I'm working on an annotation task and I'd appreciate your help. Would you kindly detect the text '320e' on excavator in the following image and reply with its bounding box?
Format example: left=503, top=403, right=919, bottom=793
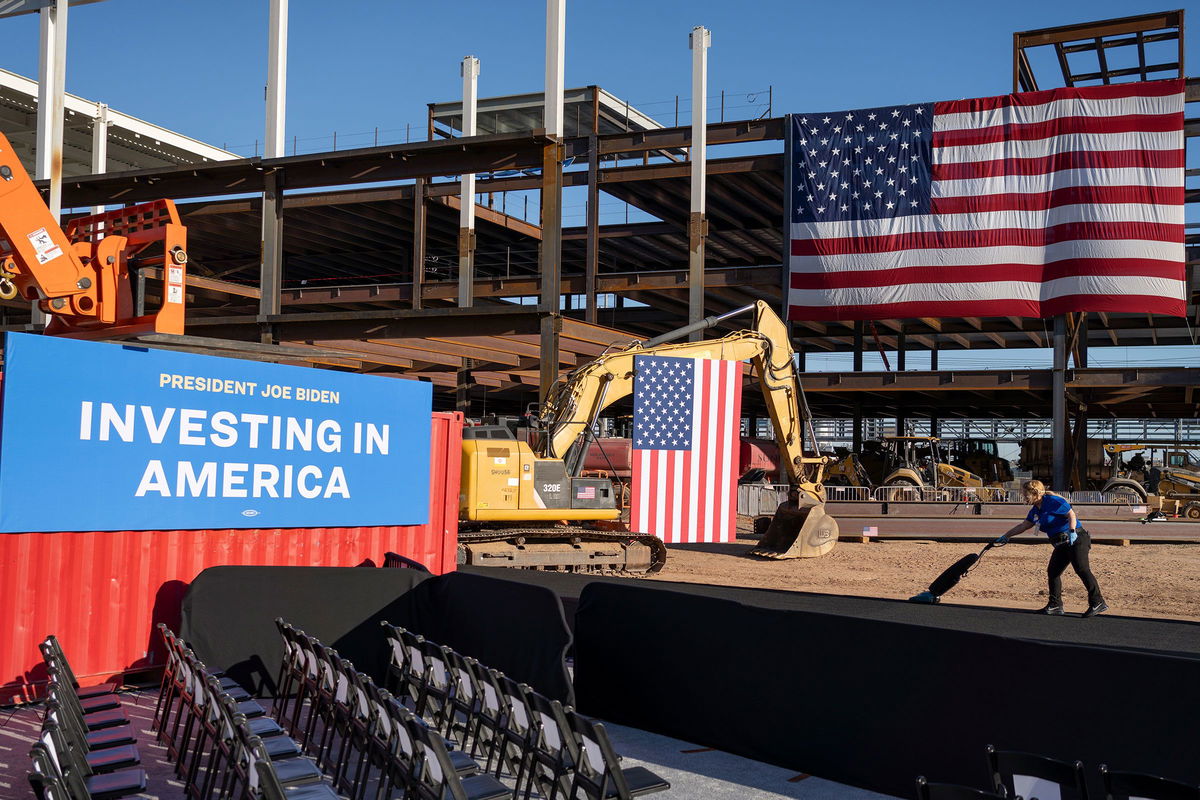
left=456, top=300, right=840, bottom=575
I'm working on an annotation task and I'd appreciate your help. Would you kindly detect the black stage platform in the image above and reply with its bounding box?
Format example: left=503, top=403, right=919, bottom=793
left=461, top=565, right=1200, bottom=659
left=463, top=566, right=1200, bottom=798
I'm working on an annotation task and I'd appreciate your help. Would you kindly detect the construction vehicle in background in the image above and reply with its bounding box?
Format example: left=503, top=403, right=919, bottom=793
left=1102, top=443, right=1200, bottom=519
left=0, top=133, right=186, bottom=338
left=457, top=300, right=840, bottom=573
left=944, top=439, right=1013, bottom=485
left=879, top=435, right=1000, bottom=501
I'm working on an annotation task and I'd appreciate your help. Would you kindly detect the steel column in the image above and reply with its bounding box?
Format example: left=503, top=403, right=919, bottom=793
left=853, top=321, right=864, bottom=371
left=1052, top=315, right=1068, bottom=491
left=539, top=0, right=565, bottom=402
left=265, top=0, right=288, bottom=158
left=456, top=359, right=474, bottom=414
left=260, top=0, right=288, bottom=334
left=260, top=170, right=284, bottom=321
left=584, top=133, right=600, bottom=322
left=458, top=56, right=480, bottom=308
left=930, top=336, right=939, bottom=370
left=897, top=326, right=906, bottom=371
left=539, top=313, right=562, bottom=402
left=90, top=102, right=108, bottom=215
left=687, top=26, right=711, bottom=340
left=412, top=176, right=427, bottom=310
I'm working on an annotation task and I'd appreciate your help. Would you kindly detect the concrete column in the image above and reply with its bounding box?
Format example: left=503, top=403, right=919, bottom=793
left=458, top=56, right=480, bottom=308
left=1052, top=315, right=1068, bottom=492
left=687, top=26, right=711, bottom=341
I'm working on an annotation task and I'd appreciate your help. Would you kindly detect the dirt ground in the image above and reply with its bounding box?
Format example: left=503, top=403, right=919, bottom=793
left=645, top=531, right=1200, bottom=621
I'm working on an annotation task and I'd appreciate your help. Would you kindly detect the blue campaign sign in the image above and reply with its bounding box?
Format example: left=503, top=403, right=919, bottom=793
left=0, top=333, right=433, bottom=533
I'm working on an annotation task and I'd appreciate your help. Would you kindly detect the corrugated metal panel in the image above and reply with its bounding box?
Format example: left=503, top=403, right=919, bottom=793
left=0, top=411, right=462, bottom=704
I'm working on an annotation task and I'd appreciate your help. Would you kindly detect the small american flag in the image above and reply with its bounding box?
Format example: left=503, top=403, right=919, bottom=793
left=576, top=486, right=595, bottom=500
left=787, top=79, right=1186, bottom=320
left=630, top=356, right=742, bottom=544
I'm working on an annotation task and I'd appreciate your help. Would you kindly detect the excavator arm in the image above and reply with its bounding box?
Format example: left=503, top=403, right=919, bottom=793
left=0, top=133, right=186, bottom=338
left=536, top=300, right=838, bottom=557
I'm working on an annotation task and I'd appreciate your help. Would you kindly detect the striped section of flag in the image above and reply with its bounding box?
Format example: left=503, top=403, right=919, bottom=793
left=786, top=79, right=1186, bottom=321
left=630, top=356, right=742, bottom=544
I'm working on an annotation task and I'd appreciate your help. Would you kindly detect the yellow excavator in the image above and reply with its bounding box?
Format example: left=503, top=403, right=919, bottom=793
left=1103, top=443, right=1200, bottom=518
left=457, top=301, right=839, bottom=573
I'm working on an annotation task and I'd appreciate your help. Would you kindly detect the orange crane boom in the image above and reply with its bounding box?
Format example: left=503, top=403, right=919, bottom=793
left=0, top=133, right=187, bottom=337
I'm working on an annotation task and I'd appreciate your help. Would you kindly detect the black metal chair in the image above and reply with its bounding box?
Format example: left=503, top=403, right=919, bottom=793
left=565, top=710, right=669, bottom=800
left=986, top=745, right=1088, bottom=800
left=249, top=737, right=346, bottom=800
left=917, top=776, right=1010, bottom=800
left=404, top=713, right=508, bottom=800
left=523, top=689, right=578, bottom=800
left=1100, top=765, right=1200, bottom=800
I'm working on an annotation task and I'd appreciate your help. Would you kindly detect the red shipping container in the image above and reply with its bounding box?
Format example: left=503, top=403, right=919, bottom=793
left=582, top=438, right=634, bottom=478
left=0, top=411, right=462, bottom=704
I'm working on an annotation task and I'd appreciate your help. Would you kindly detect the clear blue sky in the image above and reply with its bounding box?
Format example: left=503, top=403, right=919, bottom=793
left=0, top=0, right=1193, bottom=373
left=0, top=0, right=1192, bottom=155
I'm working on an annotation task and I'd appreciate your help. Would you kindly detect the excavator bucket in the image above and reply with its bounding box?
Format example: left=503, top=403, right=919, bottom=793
left=749, top=499, right=839, bottom=559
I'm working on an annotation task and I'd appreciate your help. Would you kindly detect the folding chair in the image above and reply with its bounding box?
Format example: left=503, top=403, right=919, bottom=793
left=34, top=727, right=148, bottom=800
left=523, top=690, right=578, bottom=800
left=41, top=719, right=139, bottom=777
left=565, top=710, right=669, bottom=800
left=275, top=618, right=305, bottom=705
left=218, top=709, right=325, bottom=800
left=916, top=776, right=1008, bottom=800
left=398, top=629, right=430, bottom=717
left=39, top=640, right=120, bottom=713
left=418, top=639, right=455, bottom=735
left=986, top=745, right=1088, bottom=800
left=288, top=631, right=327, bottom=743
left=302, top=643, right=344, bottom=762
left=28, top=741, right=73, bottom=800
left=492, top=674, right=537, bottom=789
left=404, top=713, right=509, bottom=800
left=380, top=622, right=413, bottom=700
left=46, top=670, right=129, bottom=733
left=248, top=737, right=346, bottom=800
left=465, top=661, right=509, bottom=771
left=443, top=649, right=482, bottom=750
left=1099, top=765, right=1200, bottom=800
left=41, top=635, right=119, bottom=700
left=44, top=689, right=134, bottom=752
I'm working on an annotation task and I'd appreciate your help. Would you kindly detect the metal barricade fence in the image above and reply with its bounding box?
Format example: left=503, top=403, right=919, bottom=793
left=736, top=484, right=789, bottom=516
left=825, top=485, right=874, bottom=502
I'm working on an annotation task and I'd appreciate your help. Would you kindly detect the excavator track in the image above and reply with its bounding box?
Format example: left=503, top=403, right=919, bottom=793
left=457, top=526, right=667, bottom=575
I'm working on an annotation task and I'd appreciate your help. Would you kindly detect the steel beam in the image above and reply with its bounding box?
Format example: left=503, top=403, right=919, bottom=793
left=458, top=56, right=480, bottom=309
left=1052, top=315, right=1068, bottom=492
left=584, top=134, right=599, bottom=322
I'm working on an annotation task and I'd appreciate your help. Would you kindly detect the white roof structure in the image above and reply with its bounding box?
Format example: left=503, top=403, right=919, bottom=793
left=0, top=66, right=234, bottom=176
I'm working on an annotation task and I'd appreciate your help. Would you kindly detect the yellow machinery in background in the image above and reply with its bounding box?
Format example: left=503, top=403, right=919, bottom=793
left=1103, top=443, right=1200, bottom=519
left=879, top=436, right=1000, bottom=501
left=457, top=301, right=840, bottom=573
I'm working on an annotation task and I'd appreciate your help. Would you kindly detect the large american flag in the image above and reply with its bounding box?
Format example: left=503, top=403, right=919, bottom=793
left=787, top=79, right=1186, bottom=320
left=630, top=356, right=742, bottom=544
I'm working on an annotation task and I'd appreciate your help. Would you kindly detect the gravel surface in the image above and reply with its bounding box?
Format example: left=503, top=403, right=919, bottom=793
left=647, top=533, right=1200, bottom=621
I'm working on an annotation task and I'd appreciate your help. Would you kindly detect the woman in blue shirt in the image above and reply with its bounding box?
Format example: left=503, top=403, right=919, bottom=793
left=998, top=479, right=1107, bottom=617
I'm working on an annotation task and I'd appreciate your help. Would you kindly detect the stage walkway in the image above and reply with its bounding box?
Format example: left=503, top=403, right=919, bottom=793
left=0, top=687, right=898, bottom=800
left=462, top=566, right=1200, bottom=660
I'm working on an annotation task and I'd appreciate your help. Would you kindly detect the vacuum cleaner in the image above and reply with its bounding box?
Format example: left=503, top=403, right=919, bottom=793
left=909, top=536, right=1007, bottom=604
